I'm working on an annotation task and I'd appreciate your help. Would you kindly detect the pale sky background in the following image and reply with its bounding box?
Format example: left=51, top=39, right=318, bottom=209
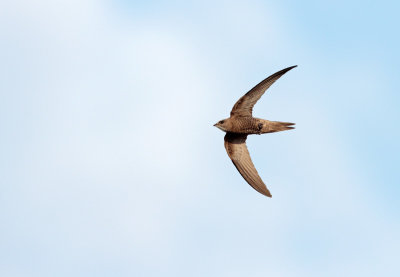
left=1, top=0, right=399, bottom=276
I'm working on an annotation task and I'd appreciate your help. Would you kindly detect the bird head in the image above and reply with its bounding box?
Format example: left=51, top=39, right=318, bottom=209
left=213, top=119, right=229, bottom=132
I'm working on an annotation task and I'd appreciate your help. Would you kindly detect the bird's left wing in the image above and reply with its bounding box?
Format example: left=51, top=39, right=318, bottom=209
left=224, top=132, right=272, bottom=197
left=230, top=65, right=297, bottom=117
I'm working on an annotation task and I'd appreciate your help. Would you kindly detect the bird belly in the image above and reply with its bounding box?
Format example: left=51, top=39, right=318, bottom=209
left=228, top=117, right=264, bottom=134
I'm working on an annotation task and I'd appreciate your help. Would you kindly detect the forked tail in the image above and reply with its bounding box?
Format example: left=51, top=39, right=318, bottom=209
left=264, top=121, right=295, bottom=133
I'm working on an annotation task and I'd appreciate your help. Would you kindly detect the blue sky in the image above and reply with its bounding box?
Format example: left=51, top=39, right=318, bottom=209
left=1, top=0, right=399, bottom=276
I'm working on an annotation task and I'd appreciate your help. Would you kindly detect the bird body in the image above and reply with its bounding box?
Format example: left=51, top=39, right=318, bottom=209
left=214, top=65, right=297, bottom=197
left=215, top=117, right=294, bottom=135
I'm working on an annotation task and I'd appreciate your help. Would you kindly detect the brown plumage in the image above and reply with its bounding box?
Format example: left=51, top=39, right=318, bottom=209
left=214, top=65, right=296, bottom=197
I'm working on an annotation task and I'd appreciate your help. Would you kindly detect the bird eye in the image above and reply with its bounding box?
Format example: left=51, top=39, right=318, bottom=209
left=219, top=120, right=225, bottom=124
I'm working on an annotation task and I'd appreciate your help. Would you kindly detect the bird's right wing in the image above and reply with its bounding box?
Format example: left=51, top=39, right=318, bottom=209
left=230, top=65, right=297, bottom=117
left=224, top=132, right=272, bottom=197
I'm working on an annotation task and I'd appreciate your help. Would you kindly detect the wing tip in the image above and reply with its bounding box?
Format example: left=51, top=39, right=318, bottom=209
left=286, top=65, right=298, bottom=71
left=273, top=65, right=297, bottom=78
left=260, top=189, right=272, bottom=198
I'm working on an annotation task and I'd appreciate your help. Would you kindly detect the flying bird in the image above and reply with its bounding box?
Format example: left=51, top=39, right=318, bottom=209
left=214, top=65, right=297, bottom=197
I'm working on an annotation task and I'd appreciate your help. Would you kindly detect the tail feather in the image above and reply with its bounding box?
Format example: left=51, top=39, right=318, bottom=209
left=264, top=121, right=295, bottom=133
